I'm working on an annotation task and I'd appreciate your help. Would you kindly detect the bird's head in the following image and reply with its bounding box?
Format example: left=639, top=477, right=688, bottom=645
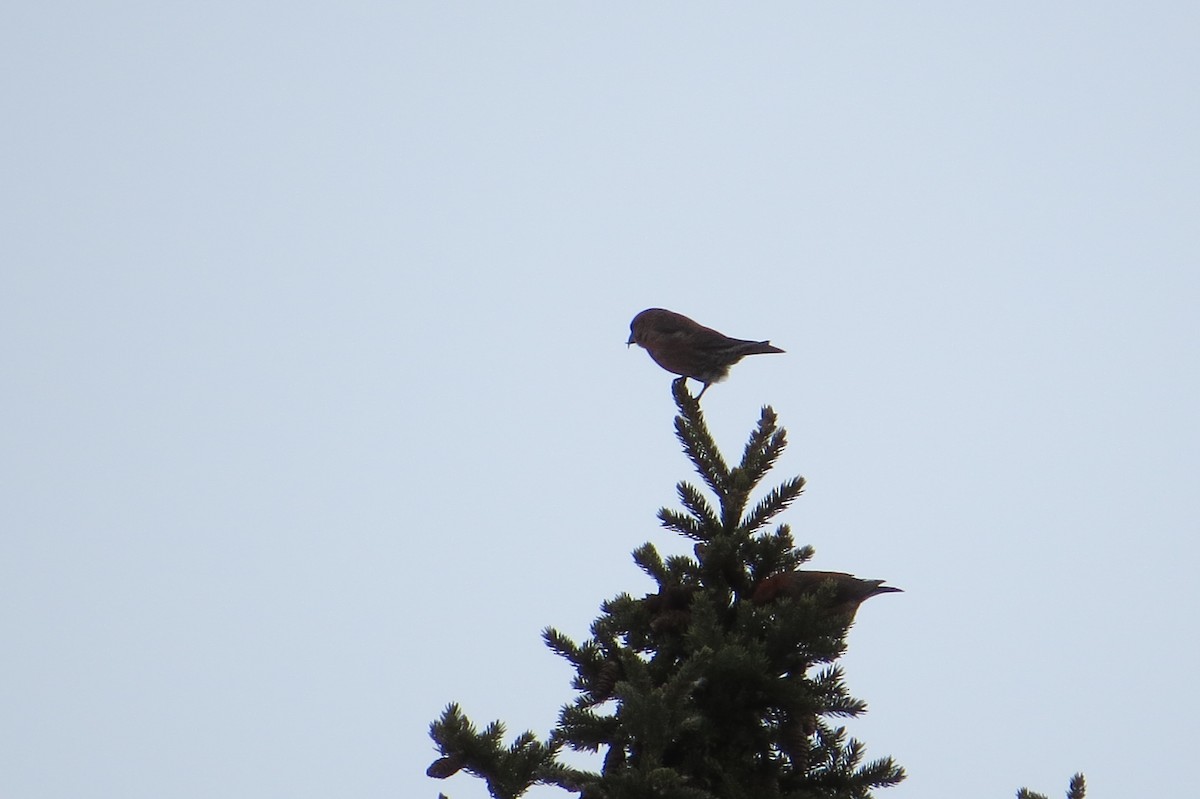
left=628, top=308, right=670, bottom=348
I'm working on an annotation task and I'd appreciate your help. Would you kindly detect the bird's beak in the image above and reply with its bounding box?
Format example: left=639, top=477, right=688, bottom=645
left=626, top=336, right=635, bottom=347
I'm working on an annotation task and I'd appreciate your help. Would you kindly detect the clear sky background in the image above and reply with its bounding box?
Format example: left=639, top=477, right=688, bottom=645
left=3, top=3, right=1197, bottom=798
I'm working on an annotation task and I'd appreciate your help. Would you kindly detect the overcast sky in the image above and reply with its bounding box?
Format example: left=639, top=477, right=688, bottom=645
left=3, top=3, right=1198, bottom=799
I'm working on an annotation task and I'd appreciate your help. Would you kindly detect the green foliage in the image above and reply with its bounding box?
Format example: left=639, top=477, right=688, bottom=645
left=426, top=703, right=575, bottom=799
left=425, top=377, right=911, bottom=798
left=1017, top=773, right=1087, bottom=799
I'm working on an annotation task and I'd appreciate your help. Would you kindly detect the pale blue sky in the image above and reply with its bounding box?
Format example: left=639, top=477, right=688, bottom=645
left=2, top=3, right=1197, bottom=798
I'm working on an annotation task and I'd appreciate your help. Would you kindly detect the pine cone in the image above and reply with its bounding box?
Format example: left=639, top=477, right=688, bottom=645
left=592, top=660, right=621, bottom=700
left=779, top=714, right=816, bottom=766
left=426, top=753, right=465, bottom=779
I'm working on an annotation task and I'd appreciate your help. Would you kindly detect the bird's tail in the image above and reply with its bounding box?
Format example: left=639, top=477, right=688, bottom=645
left=737, top=339, right=785, bottom=355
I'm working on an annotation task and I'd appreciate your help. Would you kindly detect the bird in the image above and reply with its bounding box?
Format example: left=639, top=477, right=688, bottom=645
left=750, top=570, right=901, bottom=621
left=627, top=308, right=784, bottom=399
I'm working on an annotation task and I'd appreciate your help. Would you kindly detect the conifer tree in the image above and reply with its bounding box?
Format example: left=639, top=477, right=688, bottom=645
left=426, top=379, right=1084, bottom=799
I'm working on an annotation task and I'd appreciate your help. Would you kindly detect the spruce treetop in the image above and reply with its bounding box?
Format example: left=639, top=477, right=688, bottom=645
left=427, top=377, right=1084, bottom=799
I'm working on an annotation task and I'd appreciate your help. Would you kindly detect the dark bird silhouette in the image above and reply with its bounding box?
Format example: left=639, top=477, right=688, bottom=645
left=627, top=308, right=784, bottom=399
left=751, top=570, right=901, bottom=621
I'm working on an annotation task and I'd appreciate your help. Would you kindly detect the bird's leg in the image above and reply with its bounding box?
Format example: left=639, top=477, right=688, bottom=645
left=695, top=382, right=710, bottom=400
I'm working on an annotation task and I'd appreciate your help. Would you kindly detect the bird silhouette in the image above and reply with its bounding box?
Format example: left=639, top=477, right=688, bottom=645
left=627, top=308, right=784, bottom=399
left=751, top=570, right=901, bottom=621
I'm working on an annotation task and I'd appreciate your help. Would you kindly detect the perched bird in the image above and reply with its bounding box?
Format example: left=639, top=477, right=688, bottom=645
left=627, top=308, right=784, bottom=399
left=751, top=570, right=901, bottom=621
